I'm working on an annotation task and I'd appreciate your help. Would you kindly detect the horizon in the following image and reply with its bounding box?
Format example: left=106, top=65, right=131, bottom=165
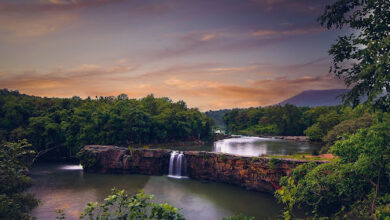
left=1, top=87, right=349, bottom=112
left=0, top=0, right=347, bottom=111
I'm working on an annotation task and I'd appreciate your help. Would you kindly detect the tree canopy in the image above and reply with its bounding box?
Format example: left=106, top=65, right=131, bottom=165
left=0, top=89, right=213, bottom=157
left=319, top=0, right=390, bottom=109
left=276, top=113, right=390, bottom=219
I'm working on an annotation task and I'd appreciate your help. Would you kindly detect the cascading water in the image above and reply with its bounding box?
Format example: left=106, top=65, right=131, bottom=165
left=168, top=151, right=187, bottom=179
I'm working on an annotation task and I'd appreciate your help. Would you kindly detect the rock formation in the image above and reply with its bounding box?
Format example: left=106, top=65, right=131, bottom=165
left=78, top=145, right=325, bottom=192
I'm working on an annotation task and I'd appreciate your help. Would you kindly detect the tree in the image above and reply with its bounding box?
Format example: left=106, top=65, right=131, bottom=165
left=276, top=113, right=390, bottom=219
left=79, top=189, right=185, bottom=220
left=304, top=110, right=343, bottom=141
left=319, top=0, right=390, bottom=109
left=0, top=89, right=213, bottom=157
left=0, top=140, right=39, bottom=220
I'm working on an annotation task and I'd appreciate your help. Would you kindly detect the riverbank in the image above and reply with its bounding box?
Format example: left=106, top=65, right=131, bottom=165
left=256, top=136, right=309, bottom=142
left=224, top=134, right=312, bottom=142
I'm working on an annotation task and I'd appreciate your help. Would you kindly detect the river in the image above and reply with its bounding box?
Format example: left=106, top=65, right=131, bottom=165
left=29, top=137, right=319, bottom=219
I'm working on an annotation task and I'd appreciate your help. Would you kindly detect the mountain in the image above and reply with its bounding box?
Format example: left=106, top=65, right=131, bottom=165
left=279, top=89, right=349, bottom=107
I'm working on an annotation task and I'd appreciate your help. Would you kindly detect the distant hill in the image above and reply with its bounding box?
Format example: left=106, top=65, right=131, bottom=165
left=279, top=89, right=349, bottom=107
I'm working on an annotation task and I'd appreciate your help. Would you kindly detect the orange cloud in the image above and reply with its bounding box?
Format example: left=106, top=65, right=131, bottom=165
left=0, top=59, right=345, bottom=110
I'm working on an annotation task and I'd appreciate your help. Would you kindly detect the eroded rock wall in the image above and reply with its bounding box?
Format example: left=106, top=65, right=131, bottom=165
left=79, top=145, right=320, bottom=192
left=185, top=151, right=309, bottom=192
left=78, top=145, right=171, bottom=175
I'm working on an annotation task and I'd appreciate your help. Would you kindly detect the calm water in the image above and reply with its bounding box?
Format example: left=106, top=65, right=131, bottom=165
left=29, top=137, right=317, bottom=219
left=29, top=163, right=281, bottom=220
left=213, top=136, right=320, bottom=156
left=152, top=136, right=320, bottom=156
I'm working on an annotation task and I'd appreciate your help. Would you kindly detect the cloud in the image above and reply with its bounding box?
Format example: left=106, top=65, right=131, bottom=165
left=208, top=65, right=258, bottom=73
left=0, top=12, right=77, bottom=38
left=154, top=29, right=290, bottom=59
left=200, top=33, right=218, bottom=42
left=0, top=0, right=172, bottom=39
left=250, top=0, right=327, bottom=14
left=156, top=75, right=345, bottom=110
left=203, top=75, right=344, bottom=108
left=252, top=26, right=323, bottom=37
left=0, top=0, right=125, bottom=13
left=0, top=59, right=345, bottom=110
left=0, top=61, right=136, bottom=91
left=156, top=31, right=220, bottom=58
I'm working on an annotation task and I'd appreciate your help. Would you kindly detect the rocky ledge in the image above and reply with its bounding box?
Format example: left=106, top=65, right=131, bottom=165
left=78, top=145, right=326, bottom=192
left=77, top=145, right=171, bottom=175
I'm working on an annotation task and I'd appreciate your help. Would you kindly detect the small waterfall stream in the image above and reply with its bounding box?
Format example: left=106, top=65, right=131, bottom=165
left=168, top=151, right=187, bottom=178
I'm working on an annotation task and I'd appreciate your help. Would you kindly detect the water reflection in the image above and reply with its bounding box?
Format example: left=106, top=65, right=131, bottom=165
left=59, top=164, right=83, bottom=170
left=29, top=137, right=319, bottom=219
left=150, top=137, right=320, bottom=157
left=29, top=163, right=281, bottom=220
left=214, top=136, right=319, bottom=156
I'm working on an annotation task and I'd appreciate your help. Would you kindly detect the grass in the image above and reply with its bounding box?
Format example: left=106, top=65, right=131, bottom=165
left=264, top=153, right=335, bottom=162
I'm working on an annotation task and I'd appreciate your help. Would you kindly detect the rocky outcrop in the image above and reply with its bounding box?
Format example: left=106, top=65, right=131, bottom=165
left=78, top=145, right=325, bottom=192
left=78, top=145, right=171, bottom=175
left=184, top=151, right=312, bottom=192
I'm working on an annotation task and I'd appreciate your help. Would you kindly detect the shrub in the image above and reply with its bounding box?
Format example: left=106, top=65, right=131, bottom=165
left=0, top=140, right=39, bottom=219
left=79, top=189, right=185, bottom=220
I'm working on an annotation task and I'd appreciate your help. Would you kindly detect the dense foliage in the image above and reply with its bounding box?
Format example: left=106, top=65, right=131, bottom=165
left=0, top=140, right=39, bottom=219
left=0, top=89, right=213, bottom=157
left=78, top=189, right=185, bottom=220
left=223, top=103, right=377, bottom=151
left=205, top=109, right=231, bottom=130
left=276, top=113, right=390, bottom=219
left=318, top=0, right=390, bottom=110
left=222, top=104, right=357, bottom=138
left=275, top=1, right=390, bottom=218
left=223, top=104, right=309, bottom=136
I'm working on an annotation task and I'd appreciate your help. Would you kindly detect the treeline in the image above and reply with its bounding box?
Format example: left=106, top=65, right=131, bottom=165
left=205, top=109, right=231, bottom=130
left=223, top=104, right=309, bottom=136
left=223, top=104, right=371, bottom=139
left=0, top=89, right=213, bottom=156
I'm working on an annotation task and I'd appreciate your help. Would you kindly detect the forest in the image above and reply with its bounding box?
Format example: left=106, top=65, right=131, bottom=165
left=1, top=0, right=389, bottom=219
left=222, top=104, right=375, bottom=147
left=0, top=89, right=213, bottom=157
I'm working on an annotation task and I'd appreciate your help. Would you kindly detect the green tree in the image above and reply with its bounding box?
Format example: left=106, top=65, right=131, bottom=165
left=79, top=189, right=185, bottom=220
left=276, top=114, right=390, bottom=219
left=0, top=140, right=39, bottom=219
left=0, top=89, right=213, bottom=157
left=304, top=110, right=343, bottom=141
left=319, top=0, right=390, bottom=109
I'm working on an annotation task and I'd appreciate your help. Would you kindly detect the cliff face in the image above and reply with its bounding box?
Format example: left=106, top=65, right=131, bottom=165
left=78, top=145, right=171, bottom=175
left=184, top=151, right=310, bottom=192
left=78, top=145, right=321, bottom=192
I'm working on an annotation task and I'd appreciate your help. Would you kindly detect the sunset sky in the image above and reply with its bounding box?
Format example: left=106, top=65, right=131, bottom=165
left=0, top=0, right=347, bottom=110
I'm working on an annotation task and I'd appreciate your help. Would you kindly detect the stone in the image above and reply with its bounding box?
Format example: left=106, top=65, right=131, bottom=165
left=78, top=145, right=327, bottom=193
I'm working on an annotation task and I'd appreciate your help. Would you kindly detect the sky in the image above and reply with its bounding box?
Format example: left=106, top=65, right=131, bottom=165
left=0, top=0, right=347, bottom=111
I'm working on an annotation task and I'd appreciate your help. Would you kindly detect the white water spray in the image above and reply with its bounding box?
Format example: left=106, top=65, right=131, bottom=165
left=168, top=151, right=187, bottom=179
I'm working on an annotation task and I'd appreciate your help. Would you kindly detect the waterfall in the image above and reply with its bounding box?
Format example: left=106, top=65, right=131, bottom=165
left=168, top=151, right=187, bottom=178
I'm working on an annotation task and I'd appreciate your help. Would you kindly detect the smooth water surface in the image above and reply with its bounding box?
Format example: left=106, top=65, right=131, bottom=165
left=152, top=136, right=320, bottom=157
left=213, top=136, right=320, bottom=156
left=29, top=163, right=281, bottom=220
